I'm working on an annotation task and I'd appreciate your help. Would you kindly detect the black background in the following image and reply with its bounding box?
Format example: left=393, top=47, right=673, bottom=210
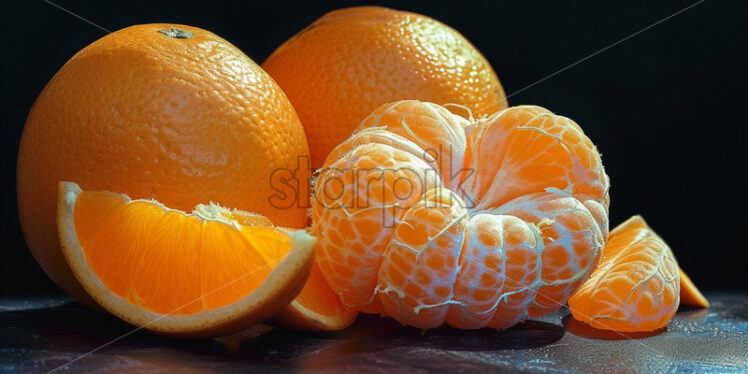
left=1, top=1, right=745, bottom=296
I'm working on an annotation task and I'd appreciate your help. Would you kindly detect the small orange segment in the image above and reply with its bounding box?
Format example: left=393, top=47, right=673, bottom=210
left=271, top=263, right=359, bottom=331
left=568, top=215, right=699, bottom=332
left=679, top=266, right=709, bottom=308
left=58, top=182, right=316, bottom=337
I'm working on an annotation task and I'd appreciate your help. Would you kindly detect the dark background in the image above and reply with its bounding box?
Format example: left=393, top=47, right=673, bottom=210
left=1, top=1, right=745, bottom=296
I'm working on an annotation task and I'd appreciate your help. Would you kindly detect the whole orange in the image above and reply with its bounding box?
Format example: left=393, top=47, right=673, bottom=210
left=262, top=6, right=508, bottom=168
left=17, top=24, right=311, bottom=306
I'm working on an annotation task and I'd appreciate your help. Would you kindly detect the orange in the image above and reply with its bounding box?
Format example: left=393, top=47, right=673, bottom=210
left=17, top=24, right=310, bottom=307
left=263, top=6, right=508, bottom=168
left=568, top=215, right=689, bottom=332
left=312, top=100, right=610, bottom=329
left=679, top=266, right=709, bottom=308
left=58, top=182, right=316, bottom=337
left=270, top=264, right=359, bottom=331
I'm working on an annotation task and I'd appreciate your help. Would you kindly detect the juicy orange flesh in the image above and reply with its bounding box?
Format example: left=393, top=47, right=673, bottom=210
left=293, top=263, right=350, bottom=317
left=568, top=216, right=680, bottom=332
left=74, top=191, right=292, bottom=315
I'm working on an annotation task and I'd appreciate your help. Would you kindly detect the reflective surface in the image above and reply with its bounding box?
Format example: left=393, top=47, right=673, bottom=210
left=1, top=293, right=746, bottom=373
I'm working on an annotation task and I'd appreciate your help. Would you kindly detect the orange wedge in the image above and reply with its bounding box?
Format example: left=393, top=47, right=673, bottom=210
left=679, top=266, right=709, bottom=308
left=271, top=264, right=359, bottom=331
left=569, top=215, right=707, bottom=332
left=57, top=182, right=316, bottom=338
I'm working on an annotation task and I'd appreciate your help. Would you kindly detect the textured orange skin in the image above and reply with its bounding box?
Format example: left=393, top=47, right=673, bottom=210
left=17, top=24, right=310, bottom=306
left=263, top=6, right=508, bottom=168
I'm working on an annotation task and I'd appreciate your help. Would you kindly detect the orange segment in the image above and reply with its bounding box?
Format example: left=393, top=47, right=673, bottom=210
left=199, top=207, right=359, bottom=331
left=377, top=189, right=468, bottom=328
left=58, top=182, right=316, bottom=337
left=568, top=215, right=681, bottom=332
left=483, top=216, right=540, bottom=329
left=270, top=263, right=359, bottom=331
left=463, top=105, right=551, bottom=205
left=679, top=266, right=710, bottom=308
left=452, top=214, right=541, bottom=329
left=445, top=214, right=508, bottom=329
left=465, top=106, right=609, bottom=210
left=313, top=143, right=440, bottom=311
left=357, top=101, right=469, bottom=188
left=489, top=192, right=605, bottom=318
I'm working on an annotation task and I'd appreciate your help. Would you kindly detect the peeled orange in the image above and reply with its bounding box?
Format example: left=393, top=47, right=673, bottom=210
left=58, top=182, right=316, bottom=337
left=312, top=100, right=609, bottom=329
